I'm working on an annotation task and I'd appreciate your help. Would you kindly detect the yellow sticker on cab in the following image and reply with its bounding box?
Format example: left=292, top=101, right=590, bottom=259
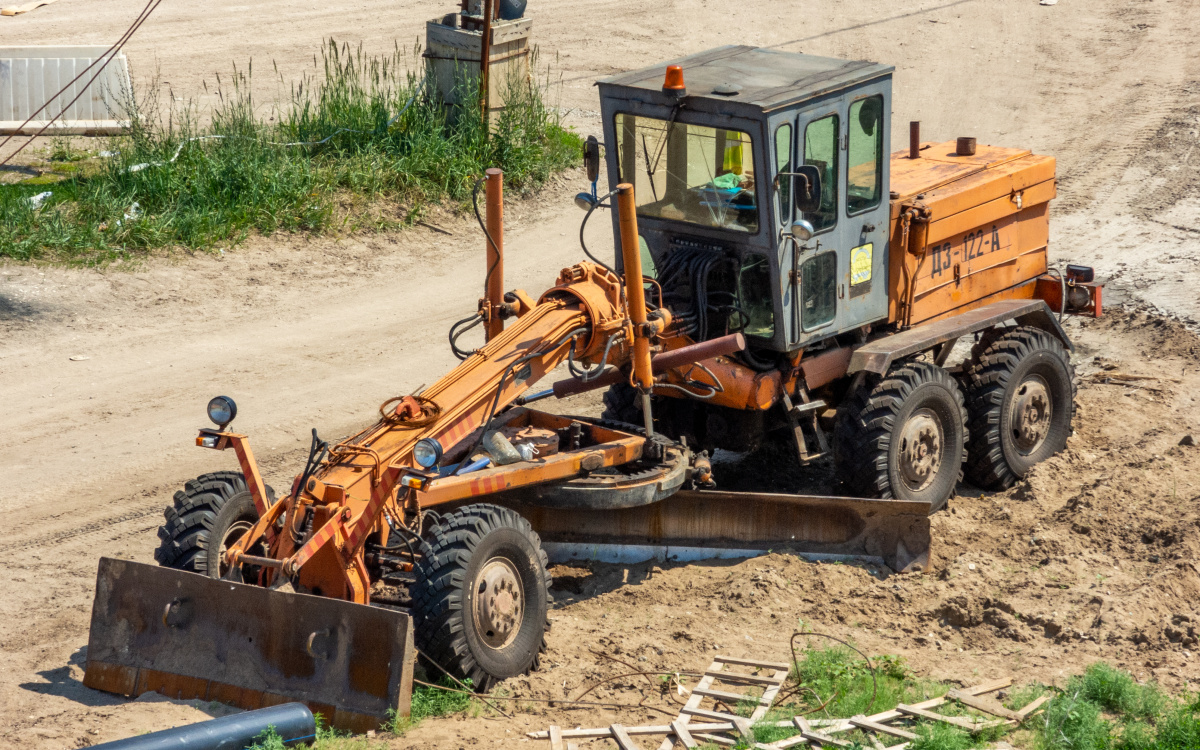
left=850, top=242, right=873, bottom=285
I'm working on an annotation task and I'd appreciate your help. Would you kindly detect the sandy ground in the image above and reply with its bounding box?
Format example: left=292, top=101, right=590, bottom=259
left=4, top=0, right=1200, bottom=747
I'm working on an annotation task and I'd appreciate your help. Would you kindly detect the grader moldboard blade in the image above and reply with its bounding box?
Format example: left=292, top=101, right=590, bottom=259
left=83, top=557, right=414, bottom=732
left=503, top=490, right=933, bottom=573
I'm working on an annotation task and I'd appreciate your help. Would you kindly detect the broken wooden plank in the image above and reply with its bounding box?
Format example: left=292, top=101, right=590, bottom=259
left=670, top=720, right=699, bottom=749
left=707, top=670, right=782, bottom=686
left=532, top=721, right=741, bottom=740
left=693, top=686, right=766, bottom=705
left=1016, top=695, right=1050, bottom=720
left=692, top=733, right=737, bottom=747
left=848, top=716, right=917, bottom=741
left=611, top=724, right=643, bottom=750
left=863, top=678, right=1011, bottom=725
left=752, top=670, right=791, bottom=721
left=714, top=655, right=791, bottom=672
left=946, top=689, right=1021, bottom=720
left=895, top=704, right=1006, bottom=734
left=800, top=730, right=851, bottom=748
left=656, top=659, right=722, bottom=750
left=549, top=725, right=565, bottom=750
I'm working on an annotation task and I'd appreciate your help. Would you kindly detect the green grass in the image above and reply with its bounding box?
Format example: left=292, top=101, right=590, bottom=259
left=790, top=644, right=944, bottom=717
left=0, top=41, right=580, bottom=263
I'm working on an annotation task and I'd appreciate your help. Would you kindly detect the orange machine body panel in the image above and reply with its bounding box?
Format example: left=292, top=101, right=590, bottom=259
left=887, top=140, right=1056, bottom=327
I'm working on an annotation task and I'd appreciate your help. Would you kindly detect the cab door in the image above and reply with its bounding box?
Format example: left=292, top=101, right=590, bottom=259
left=789, top=102, right=843, bottom=345
left=840, top=83, right=891, bottom=332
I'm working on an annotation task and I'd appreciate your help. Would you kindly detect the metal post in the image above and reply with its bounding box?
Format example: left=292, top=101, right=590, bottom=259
left=484, top=168, right=504, bottom=341
left=479, top=0, right=494, bottom=120
left=909, top=121, right=921, bottom=160
left=615, top=183, right=655, bottom=437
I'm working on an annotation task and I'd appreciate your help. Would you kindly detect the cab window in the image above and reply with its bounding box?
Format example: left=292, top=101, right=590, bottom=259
left=801, top=251, right=837, bottom=331
left=774, top=123, right=793, bottom=223
left=738, top=253, right=775, bottom=339
left=847, top=96, right=883, bottom=214
left=616, top=114, right=759, bottom=233
left=802, top=114, right=838, bottom=232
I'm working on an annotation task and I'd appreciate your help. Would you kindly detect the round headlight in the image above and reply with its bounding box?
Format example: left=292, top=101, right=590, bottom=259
left=207, top=396, right=237, bottom=429
left=413, top=438, right=443, bottom=469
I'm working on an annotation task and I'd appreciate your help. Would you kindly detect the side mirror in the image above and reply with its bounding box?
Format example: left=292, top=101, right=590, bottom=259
left=791, top=219, right=815, bottom=243
left=792, top=165, right=822, bottom=214
left=583, top=135, right=601, bottom=184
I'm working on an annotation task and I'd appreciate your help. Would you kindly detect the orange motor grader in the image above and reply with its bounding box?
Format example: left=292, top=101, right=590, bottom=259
left=84, top=46, right=1101, bottom=730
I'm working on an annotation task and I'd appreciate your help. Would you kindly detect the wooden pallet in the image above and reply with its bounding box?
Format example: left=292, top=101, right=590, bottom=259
left=532, top=663, right=1049, bottom=750
left=537, top=654, right=789, bottom=750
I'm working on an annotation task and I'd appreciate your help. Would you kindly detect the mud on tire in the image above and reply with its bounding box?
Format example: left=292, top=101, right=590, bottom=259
left=963, top=326, right=1076, bottom=490
left=833, top=360, right=967, bottom=513
left=154, top=471, right=276, bottom=579
left=412, top=504, right=550, bottom=692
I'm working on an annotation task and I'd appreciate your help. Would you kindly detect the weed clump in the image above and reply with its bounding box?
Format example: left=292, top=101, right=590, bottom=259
left=0, top=41, right=580, bottom=262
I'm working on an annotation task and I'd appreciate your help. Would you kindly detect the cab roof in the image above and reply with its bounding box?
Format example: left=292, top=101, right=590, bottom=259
left=598, top=45, right=894, bottom=114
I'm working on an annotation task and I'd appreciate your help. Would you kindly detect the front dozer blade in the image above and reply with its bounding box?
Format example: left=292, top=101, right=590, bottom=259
left=504, top=490, right=933, bottom=573
left=83, top=557, right=413, bottom=732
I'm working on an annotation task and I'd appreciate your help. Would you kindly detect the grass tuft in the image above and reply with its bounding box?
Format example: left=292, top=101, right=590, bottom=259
left=1, top=41, right=580, bottom=263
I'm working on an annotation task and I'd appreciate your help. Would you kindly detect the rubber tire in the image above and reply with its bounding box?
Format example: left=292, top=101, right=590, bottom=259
left=963, top=326, right=1075, bottom=490
left=833, top=360, right=967, bottom=513
left=412, top=504, right=550, bottom=692
left=600, top=382, right=643, bottom=425
left=154, top=471, right=276, bottom=579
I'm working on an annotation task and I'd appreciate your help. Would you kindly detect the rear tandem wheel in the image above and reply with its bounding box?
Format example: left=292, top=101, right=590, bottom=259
left=963, top=326, right=1075, bottom=489
left=833, top=360, right=967, bottom=513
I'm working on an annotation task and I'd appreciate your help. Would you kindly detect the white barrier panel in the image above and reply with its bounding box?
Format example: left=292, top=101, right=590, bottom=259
left=0, top=46, right=131, bottom=134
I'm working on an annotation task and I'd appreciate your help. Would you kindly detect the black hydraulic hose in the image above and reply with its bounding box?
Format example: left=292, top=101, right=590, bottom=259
left=89, top=703, right=315, bottom=750
left=293, top=429, right=329, bottom=503
left=449, top=311, right=486, bottom=360
left=580, top=189, right=619, bottom=275
left=472, top=176, right=501, bottom=300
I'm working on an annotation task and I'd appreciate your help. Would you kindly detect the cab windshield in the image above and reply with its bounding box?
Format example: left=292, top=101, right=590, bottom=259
left=615, top=114, right=758, bottom=233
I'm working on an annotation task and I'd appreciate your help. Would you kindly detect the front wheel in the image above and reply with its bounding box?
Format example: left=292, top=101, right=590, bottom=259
left=963, top=326, right=1075, bottom=489
left=154, top=471, right=275, bottom=580
left=833, top=360, right=967, bottom=513
left=412, top=504, right=550, bottom=691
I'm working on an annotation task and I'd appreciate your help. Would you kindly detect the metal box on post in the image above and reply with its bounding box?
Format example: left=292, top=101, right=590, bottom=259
left=425, top=11, right=531, bottom=112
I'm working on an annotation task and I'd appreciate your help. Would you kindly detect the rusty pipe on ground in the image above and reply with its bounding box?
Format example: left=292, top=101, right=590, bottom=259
left=550, top=333, right=746, bottom=399
left=615, top=183, right=655, bottom=435
left=485, top=168, right=504, bottom=341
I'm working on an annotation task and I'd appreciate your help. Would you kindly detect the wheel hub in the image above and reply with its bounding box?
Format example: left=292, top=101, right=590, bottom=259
left=1010, top=377, right=1051, bottom=453
left=899, top=409, right=943, bottom=490
left=472, top=557, right=524, bottom=649
left=218, top=519, right=254, bottom=578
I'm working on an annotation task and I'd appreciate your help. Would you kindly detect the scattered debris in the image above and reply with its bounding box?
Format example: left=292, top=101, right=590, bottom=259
left=1040, top=0, right=1058, bottom=5
left=532, top=656, right=1043, bottom=750
left=68, top=355, right=90, bottom=361
left=27, top=190, right=52, bottom=209
left=0, top=0, right=61, bottom=16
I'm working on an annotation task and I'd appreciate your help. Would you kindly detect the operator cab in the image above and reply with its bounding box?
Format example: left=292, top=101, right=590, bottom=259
left=596, top=46, right=894, bottom=355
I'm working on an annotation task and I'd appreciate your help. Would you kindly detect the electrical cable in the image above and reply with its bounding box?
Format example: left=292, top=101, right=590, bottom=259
left=1046, top=265, right=1066, bottom=322
left=0, top=0, right=166, bottom=168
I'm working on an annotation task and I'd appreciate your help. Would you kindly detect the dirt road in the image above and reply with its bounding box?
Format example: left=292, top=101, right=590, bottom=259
left=3, top=0, right=1200, bottom=746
